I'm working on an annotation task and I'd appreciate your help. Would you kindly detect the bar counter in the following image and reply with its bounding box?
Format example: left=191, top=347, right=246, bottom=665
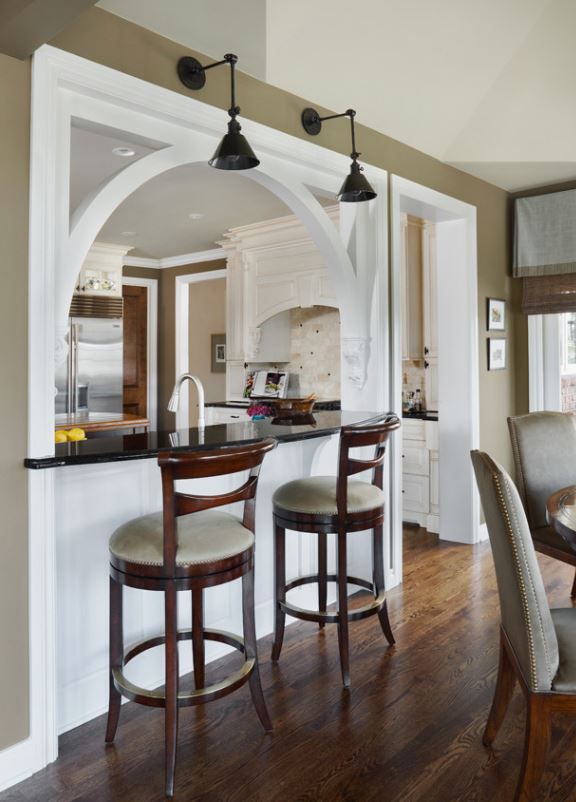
left=25, top=410, right=385, bottom=469
left=36, top=409, right=398, bottom=735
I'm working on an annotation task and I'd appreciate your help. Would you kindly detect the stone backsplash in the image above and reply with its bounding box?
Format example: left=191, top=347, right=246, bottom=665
left=403, top=362, right=427, bottom=407
left=247, top=306, right=341, bottom=399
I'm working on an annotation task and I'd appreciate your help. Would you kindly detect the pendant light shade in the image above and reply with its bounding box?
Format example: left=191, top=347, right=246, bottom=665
left=209, top=118, right=260, bottom=170
left=177, top=53, right=259, bottom=171
left=338, top=160, right=377, bottom=203
left=301, top=107, right=376, bottom=203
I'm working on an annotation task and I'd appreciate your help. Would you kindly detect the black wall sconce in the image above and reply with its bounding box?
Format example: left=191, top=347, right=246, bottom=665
left=177, top=53, right=259, bottom=170
left=301, top=107, right=376, bottom=202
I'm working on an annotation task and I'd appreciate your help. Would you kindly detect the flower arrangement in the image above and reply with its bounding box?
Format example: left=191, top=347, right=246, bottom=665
left=247, top=403, right=272, bottom=420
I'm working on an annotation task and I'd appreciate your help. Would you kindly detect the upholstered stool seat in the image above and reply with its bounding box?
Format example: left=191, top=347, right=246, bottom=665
left=105, top=440, right=276, bottom=799
left=273, top=476, right=385, bottom=517
left=110, top=510, right=254, bottom=569
left=271, top=414, right=401, bottom=688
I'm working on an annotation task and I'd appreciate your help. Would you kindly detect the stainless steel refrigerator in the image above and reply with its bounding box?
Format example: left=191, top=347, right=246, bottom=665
left=55, top=315, right=123, bottom=416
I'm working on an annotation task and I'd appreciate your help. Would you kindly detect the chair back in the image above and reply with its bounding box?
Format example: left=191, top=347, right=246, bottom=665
left=471, top=450, right=559, bottom=691
left=508, top=411, right=576, bottom=529
left=336, top=414, right=401, bottom=519
left=158, top=439, right=276, bottom=572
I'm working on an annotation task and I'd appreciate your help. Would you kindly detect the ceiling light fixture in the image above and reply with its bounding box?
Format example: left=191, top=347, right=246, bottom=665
left=177, top=53, right=259, bottom=170
left=112, top=147, right=136, bottom=157
left=188, top=212, right=204, bottom=221
left=121, top=231, right=136, bottom=236
left=301, top=107, right=376, bottom=202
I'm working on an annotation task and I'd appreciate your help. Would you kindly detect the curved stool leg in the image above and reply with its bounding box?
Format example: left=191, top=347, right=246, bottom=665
left=318, top=532, right=327, bottom=629
left=271, top=521, right=286, bottom=662
left=164, top=585, right=179, bottom=799
left=105, top=575, right=123, bottom=743
left=373, top=524, right=395, bottom=646
left=337, top=530, right=351, bottom=688
left=191, top=586, right=205, bottom=689
left=243, top=567, right=272, bottom=731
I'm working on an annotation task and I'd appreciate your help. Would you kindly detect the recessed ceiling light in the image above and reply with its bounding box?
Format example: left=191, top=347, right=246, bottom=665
left=112, top=147, right=136, bottom=157
left=121, top=231, right=136, bottom=236
left=188, top=212, right=204, bottom=221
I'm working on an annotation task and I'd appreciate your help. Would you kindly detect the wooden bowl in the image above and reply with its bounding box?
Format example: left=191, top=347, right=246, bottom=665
left=253, top=396, right=316, bottom=417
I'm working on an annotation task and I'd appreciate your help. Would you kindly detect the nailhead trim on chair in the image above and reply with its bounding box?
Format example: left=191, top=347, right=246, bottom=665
left=485, top=454, right=554, bottom=691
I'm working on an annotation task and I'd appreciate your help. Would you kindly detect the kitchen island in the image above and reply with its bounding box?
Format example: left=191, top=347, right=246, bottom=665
left=26, top=411, right=397, bottom=735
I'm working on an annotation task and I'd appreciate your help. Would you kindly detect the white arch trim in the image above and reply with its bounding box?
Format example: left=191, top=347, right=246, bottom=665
left=20, top=44, right=392, bottom=792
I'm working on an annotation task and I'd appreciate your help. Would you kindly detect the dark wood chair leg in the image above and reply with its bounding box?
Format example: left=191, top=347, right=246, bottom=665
left=271, top=521, right=286, bottom=662
left=242, top=567, right=272, bottom=732
left=514, top=695, right=551, bottom=802
left=318, top=532, right=327, bottom=629
left=483, top=632, right=516, bottom=747
left=336, top=530, right=351, bottom=688
left=372, top=524, right=395, bottom=646
left=571, top=568, right=576, bottom=599
left=191, top=586, right=205, bottom=690
left=164, top=585, right=179, bottom=799
left=105, top=575, right=123, bottom=743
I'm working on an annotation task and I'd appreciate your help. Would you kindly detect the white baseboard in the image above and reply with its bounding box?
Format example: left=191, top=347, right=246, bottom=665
left=0, top=737, right=43, bottom=793
left=478, top=522, right=489, bottom=542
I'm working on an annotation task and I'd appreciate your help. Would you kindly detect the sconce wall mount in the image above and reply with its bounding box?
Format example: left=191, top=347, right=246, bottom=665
left=177, top=53, right=259, bottom=170
left=301, top=106, right=376, bottom=202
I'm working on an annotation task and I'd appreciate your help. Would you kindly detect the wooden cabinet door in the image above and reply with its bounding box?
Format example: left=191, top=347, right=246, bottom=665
left=122, top=284, right=148, bottom=417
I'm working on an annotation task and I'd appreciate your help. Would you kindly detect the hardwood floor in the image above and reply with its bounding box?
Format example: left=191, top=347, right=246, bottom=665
left=3, top=528, right=576, bottom=802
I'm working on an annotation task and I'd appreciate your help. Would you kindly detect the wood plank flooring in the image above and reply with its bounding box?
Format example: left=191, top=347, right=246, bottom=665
left=3, top=528, right=576, bottom=802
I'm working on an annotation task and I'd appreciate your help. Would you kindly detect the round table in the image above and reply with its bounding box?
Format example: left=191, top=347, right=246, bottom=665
left=547, top=485, right=576, bottom=551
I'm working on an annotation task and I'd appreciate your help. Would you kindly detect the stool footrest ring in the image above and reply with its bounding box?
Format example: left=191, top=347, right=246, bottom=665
left=113, top=628, right=253, bottom=707
left=280, top=573, right=386, bottom=624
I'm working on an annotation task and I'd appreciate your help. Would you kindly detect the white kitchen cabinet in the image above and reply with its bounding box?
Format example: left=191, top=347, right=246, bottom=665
left=204, top=406, right=246, bottom=425
left=402, top=419, right=439, bottom=534
left=422, top=221, right=438, bottom=410
left=75, top=242, right=131, bottom=299
left=401, top=215, right=424, bottom=361
left=220, top=207, right=339, bottom=398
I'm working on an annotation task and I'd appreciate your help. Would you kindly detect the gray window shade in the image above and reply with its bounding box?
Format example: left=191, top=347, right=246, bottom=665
left=514, top=190, right=576, bottom=277
left=522, top=274, right=576, bottom=314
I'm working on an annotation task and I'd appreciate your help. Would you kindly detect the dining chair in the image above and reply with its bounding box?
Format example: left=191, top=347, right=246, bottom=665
left=471, top=450, right=576, bottom=802
left=508, top=411, right=576, bottom=595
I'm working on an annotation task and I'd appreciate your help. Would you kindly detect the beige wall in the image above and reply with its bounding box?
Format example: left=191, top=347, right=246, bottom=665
left=0, top=53, right=30, bottom=748
left=0, top=6, right=527, bottom=752
left=188, top=279, right=226, bottom=425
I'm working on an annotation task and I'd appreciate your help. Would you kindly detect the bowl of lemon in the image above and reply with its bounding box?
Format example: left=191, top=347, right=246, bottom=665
left=55, top=428, right=86, bottom=444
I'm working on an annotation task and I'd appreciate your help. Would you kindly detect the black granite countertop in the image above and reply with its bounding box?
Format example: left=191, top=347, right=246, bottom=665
left=205, top=400, right=341, bottom=411
left=402, top=410, right=438, bottom=422
left=25, top=410, right=391, bottom=469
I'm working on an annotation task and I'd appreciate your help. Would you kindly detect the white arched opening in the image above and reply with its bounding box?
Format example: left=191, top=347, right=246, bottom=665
left=21, top=45, right=393, bottom=784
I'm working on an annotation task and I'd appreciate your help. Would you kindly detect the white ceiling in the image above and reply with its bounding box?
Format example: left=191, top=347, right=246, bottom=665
left=96, top=0, right=576, bottom=192
left=95, top=161, right=294, bottom=257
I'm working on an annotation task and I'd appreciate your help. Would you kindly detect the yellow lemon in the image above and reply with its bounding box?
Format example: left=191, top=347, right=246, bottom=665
left=54, top=430, right=68, bottom=444
left=67, top=428, right=86, bottom=441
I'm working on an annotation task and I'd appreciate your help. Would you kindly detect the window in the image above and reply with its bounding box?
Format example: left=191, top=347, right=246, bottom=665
left=561, top=312, right=576, bottom=375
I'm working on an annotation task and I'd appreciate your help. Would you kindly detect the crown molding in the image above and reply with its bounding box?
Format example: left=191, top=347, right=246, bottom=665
left=123, top=247, right=224, bottom=270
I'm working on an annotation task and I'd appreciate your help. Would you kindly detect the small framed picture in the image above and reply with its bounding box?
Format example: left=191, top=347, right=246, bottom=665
left=211, top=334, right=226, bottom=373
left=487, top=338, right=506, bottom=371
left=487, top=298, right=506, bottom=331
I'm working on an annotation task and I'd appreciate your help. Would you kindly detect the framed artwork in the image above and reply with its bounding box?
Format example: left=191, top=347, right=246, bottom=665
left=211, top=334, right=226, bottom=373
left=487, top=298, right=506, bottom=331
left=487, top=338, right=506, bottom=371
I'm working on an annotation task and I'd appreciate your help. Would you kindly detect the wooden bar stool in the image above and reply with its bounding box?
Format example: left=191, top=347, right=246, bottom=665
left=105, top=439, right=276, bottom=798
left=271, top=414, right=400, bottom=687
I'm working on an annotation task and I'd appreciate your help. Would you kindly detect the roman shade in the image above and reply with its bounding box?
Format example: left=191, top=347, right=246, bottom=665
left=522, top=274, right=576, bottom=315
left=514, top=189, right=576, bottom=278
